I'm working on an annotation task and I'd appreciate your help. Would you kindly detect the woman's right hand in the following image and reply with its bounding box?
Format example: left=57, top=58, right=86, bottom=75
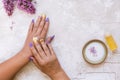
left=30, top=39, right=70, bottom=80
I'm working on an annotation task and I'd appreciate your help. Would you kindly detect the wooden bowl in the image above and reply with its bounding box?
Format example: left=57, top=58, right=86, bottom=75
left=82, top=39, right=108, bottom=65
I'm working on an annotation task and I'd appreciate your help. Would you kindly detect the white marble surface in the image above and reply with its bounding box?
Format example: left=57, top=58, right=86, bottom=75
left=0, top=0, right=120, bottom=80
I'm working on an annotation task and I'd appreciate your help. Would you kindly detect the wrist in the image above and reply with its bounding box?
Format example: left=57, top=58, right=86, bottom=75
left=51, top=69, right=70, bottom=80
left=18, top=49, right=32, bottom=61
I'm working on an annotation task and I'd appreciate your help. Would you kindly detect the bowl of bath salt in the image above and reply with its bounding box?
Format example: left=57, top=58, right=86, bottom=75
left=82, top=39, right=108, bottom=65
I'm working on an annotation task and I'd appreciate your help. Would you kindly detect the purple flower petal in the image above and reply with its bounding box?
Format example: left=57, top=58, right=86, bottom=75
left=17, top=0, right=36, bottom=14
left=3, top=0, right=17, bottom=16
left=3, top=0, right=36, bottom=16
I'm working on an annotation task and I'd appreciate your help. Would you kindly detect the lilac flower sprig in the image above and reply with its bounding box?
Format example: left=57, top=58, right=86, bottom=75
left=3, top=0, right=36, bottom=16
left=17, top=0, right=36, bottom=14
left=3, top=0, right=17, bottom=16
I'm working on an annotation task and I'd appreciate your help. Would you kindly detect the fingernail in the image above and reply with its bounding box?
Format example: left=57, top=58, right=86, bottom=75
left=39, top=16, right=41, bottom=19
left=29, top=43, right=33, bottom=48
left=46, top=35, right=55, bottom=44
left=32, top=19, right=34, bottom=23
left=46, top=17, right=49, bottom=22
left=42, top=14, right=46, bottom=19
left=29, top=57, right=33, bottom=61
left=51, top=35, right=55, bottom=41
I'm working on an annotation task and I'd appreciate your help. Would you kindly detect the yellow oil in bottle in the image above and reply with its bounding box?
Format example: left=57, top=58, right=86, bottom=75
left=105, top=34, right=118, bottom=52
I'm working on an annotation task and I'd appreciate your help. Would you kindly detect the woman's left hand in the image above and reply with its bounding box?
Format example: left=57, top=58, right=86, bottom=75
left=21, top=15, right=49, bottom=58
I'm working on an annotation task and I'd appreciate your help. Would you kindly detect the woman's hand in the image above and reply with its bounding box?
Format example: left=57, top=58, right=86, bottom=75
left=21, top=14, right=49, bottom=58
left=30, top=39, right=70, bottom=80
left=0, top=15, right=50, bottom=80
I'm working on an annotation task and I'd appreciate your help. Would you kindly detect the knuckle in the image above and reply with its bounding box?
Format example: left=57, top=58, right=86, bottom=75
left=44, top=47, right=48, bottom=51
left=38, top=49, right=41, bottom=53
left=46, top=57, right=50, bottom=61
left=38, top=49, right=42, bottom=53
left=36, top=44, right=40, bottom=48
left=40, top=61, right=46, bottom=66
left=40, top=21, right=44, bottom=26
left=44, top=27, right=47, bottom=32
left=45, top=49, right=49, bottom=53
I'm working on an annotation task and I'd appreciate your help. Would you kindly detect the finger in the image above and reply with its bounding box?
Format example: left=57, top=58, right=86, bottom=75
left=41, top=41, right=51, bottom=56
left=29, top=43, right=43, bottom=63
left=33, top=16, right=41, bottom=33
left=30, top=57, right=41, bottom=69
left=40, top=18, right=49, bottom=39
left=45, top=35, right=55, bottom=44
left=28, top=19, right=34, bottom=33
left=47, top=43, right=56, bottom=56
left=36, top=14, right=46, bottom=36
left=33, top=39, right=46, bottom=58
